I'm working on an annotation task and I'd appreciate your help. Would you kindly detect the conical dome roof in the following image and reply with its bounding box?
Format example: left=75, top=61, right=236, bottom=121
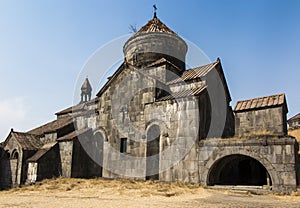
left=123, top=14, right=187, bottom=71
left=134, top=16, right=177, bottom=36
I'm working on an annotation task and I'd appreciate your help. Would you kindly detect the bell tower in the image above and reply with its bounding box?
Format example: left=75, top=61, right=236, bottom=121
left=80, top=78, right=92, bottom=103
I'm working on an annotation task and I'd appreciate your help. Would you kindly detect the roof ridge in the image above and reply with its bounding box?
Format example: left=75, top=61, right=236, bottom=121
left=236, top=93, right=285, bottom=103
left=185, top=59, right=219, bottom=72
left=12, top=131, right=37, bottom=136
left=234, top=93, right=286, bottom=112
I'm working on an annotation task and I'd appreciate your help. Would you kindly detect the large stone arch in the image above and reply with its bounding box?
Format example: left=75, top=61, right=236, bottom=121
left=201, top=149, right=279, bottom=188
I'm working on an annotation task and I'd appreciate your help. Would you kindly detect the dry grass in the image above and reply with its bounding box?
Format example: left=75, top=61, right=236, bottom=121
left=2, top=179, right=300, bottom=208
left=4, top=178, right=202, bottom=197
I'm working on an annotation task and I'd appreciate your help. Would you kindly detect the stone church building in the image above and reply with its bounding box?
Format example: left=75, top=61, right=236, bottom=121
left=0, top=13, right=299, bottom=193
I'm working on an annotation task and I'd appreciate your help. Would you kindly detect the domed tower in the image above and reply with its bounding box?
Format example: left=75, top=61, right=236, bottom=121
left=123, top=12, right=187, bottom=73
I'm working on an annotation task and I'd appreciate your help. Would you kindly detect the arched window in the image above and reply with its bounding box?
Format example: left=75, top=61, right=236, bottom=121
left=11, top=150, right=19, bottom=160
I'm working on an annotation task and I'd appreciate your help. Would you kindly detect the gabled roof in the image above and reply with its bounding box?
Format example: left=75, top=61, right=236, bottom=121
left=27, top=142, right=57, bottom=162
left=27, top=116, right=74, bottom=135
left=167, top=60, right=219, bottom=85
left=55, top=103, right=85, bottom=116
left=96, top=58, right=231, bottom=103
left=288, top=113, right=300, bottom=122
left=147, top=57, right=180, bottom=70
left=234, top=93, right=287, bottom=112
left=57, top=128, right=91, bottom=141
left=135, top=16, right=177, bottom=36
left=55, top=98, right=98, bottom=116
left=156, top=85, right=207, bottom=102
left=3, top=131, right=43, bottom=151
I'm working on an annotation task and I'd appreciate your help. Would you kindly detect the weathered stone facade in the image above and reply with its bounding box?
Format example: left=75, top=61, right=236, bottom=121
left=198, top=137, right=298, bottom=193
left=0, top=14, right=299, bottom=194
left=234, top=94, right=288, bottom=137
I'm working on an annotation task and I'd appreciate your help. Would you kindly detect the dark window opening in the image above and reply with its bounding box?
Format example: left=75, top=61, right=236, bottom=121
left=120, top=138, right=127, bottom=153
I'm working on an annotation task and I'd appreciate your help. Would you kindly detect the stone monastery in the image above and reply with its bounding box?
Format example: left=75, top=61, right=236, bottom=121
left=0, top=12, right=299, bottom=193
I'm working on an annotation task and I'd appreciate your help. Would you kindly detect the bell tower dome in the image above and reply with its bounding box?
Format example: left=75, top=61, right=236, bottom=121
left=123, top=12, right=187, bottom=72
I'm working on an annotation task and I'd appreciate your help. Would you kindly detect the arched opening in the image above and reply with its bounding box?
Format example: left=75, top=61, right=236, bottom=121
left=146, top=124, right=160, bottom=180
left=10, top=149, right=19, bottom=185
left=11, top=151, right=19, bottom=159
left=208, top=154, right=272, bottom=186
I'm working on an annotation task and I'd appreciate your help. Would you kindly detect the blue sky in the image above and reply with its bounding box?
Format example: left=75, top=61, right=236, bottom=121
left=0, top=0, right=299, bottom=140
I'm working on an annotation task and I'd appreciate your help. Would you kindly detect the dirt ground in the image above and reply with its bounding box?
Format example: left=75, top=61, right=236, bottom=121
left=0, top=178, right=300, bottom=208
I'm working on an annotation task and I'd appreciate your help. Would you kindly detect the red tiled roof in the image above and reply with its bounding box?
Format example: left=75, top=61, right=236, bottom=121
left=27, top=116, right=74, bottom=135
left=234, top=93, right=286, bottom=112
left=167, top=60, right=219, bottom=85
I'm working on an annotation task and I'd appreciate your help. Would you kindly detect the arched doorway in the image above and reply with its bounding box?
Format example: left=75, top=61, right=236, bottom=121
left=10, top=149, right=19, bottom=185
left=146, top=125, right=160, bottom=180
left=208, top=154, right=272, bottom=186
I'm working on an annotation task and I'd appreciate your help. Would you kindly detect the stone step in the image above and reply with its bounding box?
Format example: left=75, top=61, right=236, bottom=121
left=209, top=185, right=272, bottom=195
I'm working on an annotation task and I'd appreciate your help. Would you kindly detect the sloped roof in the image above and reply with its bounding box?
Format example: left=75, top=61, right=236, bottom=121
left=8, top=131, right=43, bottom=151
left=167, top=60, right=219, bottom=85
left=135, top=17, right=177, bottom=36
left=234, top=93, right=286, bottom=112
left=55, top=98, right=98, bottom=116
left=147, top=57, right=180, bottom=70
left=156, top=85, right=207, bottom=102
left=55, top=103, right=85, bottom=116
left=288, top=113, right=300, bottom=122
left=57, top=128, right=91, bottom=141
left=95, top=58, right=231, bottom=102
left=27, top=142, right=57, bottom=162
left=27, top=116, right=74, bottom=135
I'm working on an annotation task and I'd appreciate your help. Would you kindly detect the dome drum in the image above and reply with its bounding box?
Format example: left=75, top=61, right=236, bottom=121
left=123, top=32, right=187, bottom=70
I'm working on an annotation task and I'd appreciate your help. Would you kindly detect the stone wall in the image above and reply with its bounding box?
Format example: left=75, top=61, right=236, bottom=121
left=40, top=132, right=57, bottom=144
left=3, top=136, right=23, bottom=187
left=198, top=137, right=298, bottom=193
left=235, top=107, right=287, bottom=137
left=59, top=141, right=73, bottom=178
left=36, top=144, right=61, bottom=181
left=123, top=32, right=187, bottom=70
